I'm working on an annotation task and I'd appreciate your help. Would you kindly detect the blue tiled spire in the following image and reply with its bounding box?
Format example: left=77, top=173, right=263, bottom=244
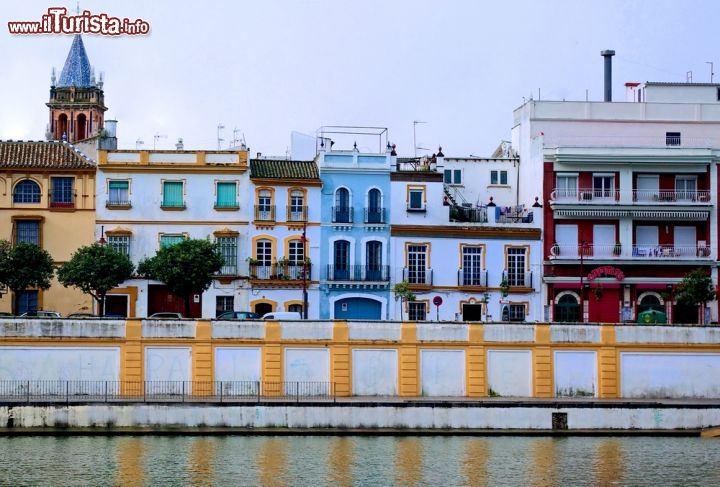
left=57, top=35, right=93, bottom=87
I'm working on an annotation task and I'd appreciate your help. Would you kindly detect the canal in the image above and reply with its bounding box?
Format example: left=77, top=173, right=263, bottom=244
left=1, top=435, right=718, bottom=486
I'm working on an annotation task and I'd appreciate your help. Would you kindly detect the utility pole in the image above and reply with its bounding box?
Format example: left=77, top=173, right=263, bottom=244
left=301, top=218, right=308, bottom=319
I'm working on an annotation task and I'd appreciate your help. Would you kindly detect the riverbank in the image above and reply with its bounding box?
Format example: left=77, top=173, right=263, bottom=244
left=2, top=398, right=719, bottom=435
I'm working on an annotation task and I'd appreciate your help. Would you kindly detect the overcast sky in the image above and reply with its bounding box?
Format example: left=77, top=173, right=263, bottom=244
left=2, top=0, right=719, bottom=158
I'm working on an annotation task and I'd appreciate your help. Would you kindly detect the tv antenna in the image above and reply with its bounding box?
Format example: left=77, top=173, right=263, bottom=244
left=153, top=132, right=167, bottom=150
left=217, top=123, right=225, bottom=150
left=135, top=138, right=144, bottom=149
left=413, top=120, right=426, bottom=157
left=707, top=62, right=715, bottom=83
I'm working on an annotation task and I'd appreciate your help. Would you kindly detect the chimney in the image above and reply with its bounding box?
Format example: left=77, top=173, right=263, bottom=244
left=601, top=50, right=615, bottom=102
left=175, top=138, right=184, bottom=150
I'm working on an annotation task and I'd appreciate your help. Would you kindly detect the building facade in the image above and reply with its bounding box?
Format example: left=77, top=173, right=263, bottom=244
left=513, top=82, right=720, bottom=324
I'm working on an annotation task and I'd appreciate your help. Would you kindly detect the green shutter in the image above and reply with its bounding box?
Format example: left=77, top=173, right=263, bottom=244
left=163, top=181, right=184, bottom=207
left=216, top=182, right=237, bottom=208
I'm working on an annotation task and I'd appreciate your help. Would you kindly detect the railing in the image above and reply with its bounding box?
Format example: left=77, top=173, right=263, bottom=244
left=286, top=205, right=308, bottom=222
left=250, top=263, right=311, bottom=280
left=364, top=207, right=386, bottom=224
left=502, top=271, right=533, bottom=289
left=49, top=193, right=75, bottom=208
left=550, top=243, right=711, bottom=260
left=457, top=269, right=488, bottom=287
left=402, top=267, right=434, bottom=285
left=254, top=205, right=276, bottom=221
left=551, top=188, right=711, bottom=204
left=451, top=205, right=488, bottom=223
left=106, top=199, right=131, bottom=208
left=0, top=380, right=336, bottom=403
left=332, top=206, right=353, bottom=223
left=325, top=265, right=390, bottom=281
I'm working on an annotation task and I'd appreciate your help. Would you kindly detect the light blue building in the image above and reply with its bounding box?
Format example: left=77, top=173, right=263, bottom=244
left=316, top=128, right=394, bottom=319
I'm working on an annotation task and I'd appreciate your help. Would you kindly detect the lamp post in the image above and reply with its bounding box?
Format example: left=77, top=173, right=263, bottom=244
left=301, top=218, right=308, bottom=319
left=98, top=225, right=106, bottom=245
left=579, top=238, right=587, bottom=322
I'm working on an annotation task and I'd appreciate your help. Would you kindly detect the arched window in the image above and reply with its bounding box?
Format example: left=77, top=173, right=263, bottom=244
left=638, top=294, right=663, bottom=314
left=13, top=180, right=41, bottom=203
left=366, top=241, right=383, bottom=280
left=555, top=293, right=580, bottom=322
left=332, top=240, right=350, bottom=279
left=367, top=188, right=383, bottom=223
left=334, top=188, right=351, bottom=223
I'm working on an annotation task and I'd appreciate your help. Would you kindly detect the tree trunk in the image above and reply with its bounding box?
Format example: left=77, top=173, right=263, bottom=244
left=98, top=293, right=105, bottom=317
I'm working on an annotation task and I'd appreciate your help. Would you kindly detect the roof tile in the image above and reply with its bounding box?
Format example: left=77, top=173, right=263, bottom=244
left=250, top=159, right=319, bottom=179
left=0, top=141, right=95, bottom=169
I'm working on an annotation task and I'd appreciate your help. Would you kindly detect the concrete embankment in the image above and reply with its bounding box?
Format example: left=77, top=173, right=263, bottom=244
left=2, top=399, right=719, bottom=435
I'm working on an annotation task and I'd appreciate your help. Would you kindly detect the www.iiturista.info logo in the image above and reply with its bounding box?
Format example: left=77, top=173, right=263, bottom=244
left=8, top=7, right=150, bottom=35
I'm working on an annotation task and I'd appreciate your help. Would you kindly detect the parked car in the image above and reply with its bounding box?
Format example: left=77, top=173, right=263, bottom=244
left=216, top=311, right=261, bottom=320
left=262, top=311, right=302, bottom=320
left=67, top=313, right=99, bottom=319
left=148, top=312, right=184, bottom=319
left=18, top=310, right=61, bottom=318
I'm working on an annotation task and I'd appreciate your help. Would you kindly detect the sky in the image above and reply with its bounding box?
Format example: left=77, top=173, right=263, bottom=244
left=2, top=0, right=720, bottom=158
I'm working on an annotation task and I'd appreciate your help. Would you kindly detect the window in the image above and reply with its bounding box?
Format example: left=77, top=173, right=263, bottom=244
left=13, top=180, right=41, bottom=203
left=555, top=294, right=580, bottom=322
left=107, top=180, right=130, bottom=207
left=288, top=303, right=303, bottom=315
left=15, top=220, right=40, bottom=245
left=408, top=302, right=426, bottom=321
left=289, top=190, right=305, bottom=221
left=257, top=189, right=274, bottom=221
left=288, top=239, right=305, bottom=264
left=556, top=174, right=578, bottom=199
left=367, top=188, right=383, bottom=223
left=50, top=177, right=74, bottom=207
left=162, top=181, right=185, bottom=208
left=592, top=175, right=614, bottom=199
left=216, top=296, right=234, bottom=317
left=332, top=240, right=350, bottom=280
left=107, top=235, right=130, bottom=256
left=666, top=131, right=681, bottom=146
left=506, top=247, right=527, bottom=287
left=462, top=246, right=483, bottom=285
left=507, top=304, right=526, bottom=322
left=160, top=234, right=184, bottom=248
left=407, top=244, right=428, bottom=284
left=334, top=188, right=351, bottom=223
left=16, top=290, right=38, bottom=315
left=490, top=170, right=507, bottom=185
left=444, top=169, right=462, bottom=185
left=676, top=176, right=697, bottom=200
left=366, top=241, right=383, bottom=280
left=215, top=181, right=238, bottom=209
left=252, top=239, right=272, bottom=279
left=216, top=236, right=238, bottom=275
left=407, top=187, right=426, bottom=212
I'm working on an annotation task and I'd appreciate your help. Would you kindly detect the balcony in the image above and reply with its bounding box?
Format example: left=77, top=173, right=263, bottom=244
left=402, top=268, right=434, bottom=286
left=286, top=206, right=308, bottom=222
left=254, top=205, right=276, bottom=222
left=450, top=205, right=488, bottom=223
left=550, top=243, right=712, bottom=261
left=105, top=198, right=131, bottom=209
left=250, top=263, right=311, bottom=281
left=332, top=206, right=353, bottom=224
left=325, top=265, right=390, bottom=281
left=49, top=193, right=75, bottom=209
left=502, top=271, right=533, bottom=289
left=550, top=188, right=711, bottom=205
left=364, top=207, right=386, bottom=224
left=457, top=269, right=488, bottom=287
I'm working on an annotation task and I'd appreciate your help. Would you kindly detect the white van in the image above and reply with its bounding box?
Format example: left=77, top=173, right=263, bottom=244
left=262, top=311, right=302, bottom=320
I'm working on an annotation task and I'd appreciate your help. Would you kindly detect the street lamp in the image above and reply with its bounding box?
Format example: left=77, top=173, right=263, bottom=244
left=301, top=218, right=308, bottom=319
left=98, top=225, right=106, bottom=245
left=579, top=238, right=587, bottom=322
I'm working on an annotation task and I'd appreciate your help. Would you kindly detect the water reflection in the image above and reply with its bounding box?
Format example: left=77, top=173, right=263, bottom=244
left=1, top=436, right=719, bottom=486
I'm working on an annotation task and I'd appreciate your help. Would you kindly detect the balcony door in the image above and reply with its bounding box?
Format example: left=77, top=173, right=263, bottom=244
left=636, top=175, right=659, bottom=202
left=555, top=224, right=578, bottom=256
left=674, top=226, right=696, bottom=257
left=593, top=225, right=615, bottom=257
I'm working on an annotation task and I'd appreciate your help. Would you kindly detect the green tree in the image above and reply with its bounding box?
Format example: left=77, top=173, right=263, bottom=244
left=675, top=268, right=716, bottom=324
left=138, top=238, right=223, bottom=317
left=0, top=242, right=55, bottom=315
left=393, top=280, right=416, bottom=321
left=57, top=243, right=135, bottom=317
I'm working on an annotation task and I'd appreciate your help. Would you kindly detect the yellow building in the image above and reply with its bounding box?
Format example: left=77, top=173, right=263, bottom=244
left=0, top=141, right=97, bottom=314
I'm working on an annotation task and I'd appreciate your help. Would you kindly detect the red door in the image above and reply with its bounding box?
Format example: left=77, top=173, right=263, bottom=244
left=588, top=287, right=620, bottom=323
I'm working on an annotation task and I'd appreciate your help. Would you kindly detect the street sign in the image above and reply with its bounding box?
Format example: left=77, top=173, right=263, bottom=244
left=433, top=296, right=443, bottom=306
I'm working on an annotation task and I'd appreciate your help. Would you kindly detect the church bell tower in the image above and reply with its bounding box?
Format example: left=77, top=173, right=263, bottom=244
left=46, top=35, right=107, bottom=143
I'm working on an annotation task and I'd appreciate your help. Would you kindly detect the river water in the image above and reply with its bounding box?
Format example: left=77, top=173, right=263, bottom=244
left=1, top=435, right=718, bottom=486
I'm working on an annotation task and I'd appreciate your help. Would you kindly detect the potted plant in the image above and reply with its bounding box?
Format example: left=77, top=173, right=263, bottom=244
left=613, top=242, right=622, bottom=256
left=594, top=285, right=603, bottom=301
left=499, top=277, right=510, bottom=297
left=551, top=242, right=560, bottom=256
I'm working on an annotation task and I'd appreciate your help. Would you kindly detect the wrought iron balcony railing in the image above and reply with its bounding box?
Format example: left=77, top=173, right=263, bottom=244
left=402, top=267, right=434, bottom=285
left=325, top=265, right=390, bottom=281
left=457, top=269, right=488, bottom=287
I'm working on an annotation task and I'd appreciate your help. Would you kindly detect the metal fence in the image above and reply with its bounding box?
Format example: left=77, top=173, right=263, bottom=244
left=0, top=380, right=336, bottom=403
